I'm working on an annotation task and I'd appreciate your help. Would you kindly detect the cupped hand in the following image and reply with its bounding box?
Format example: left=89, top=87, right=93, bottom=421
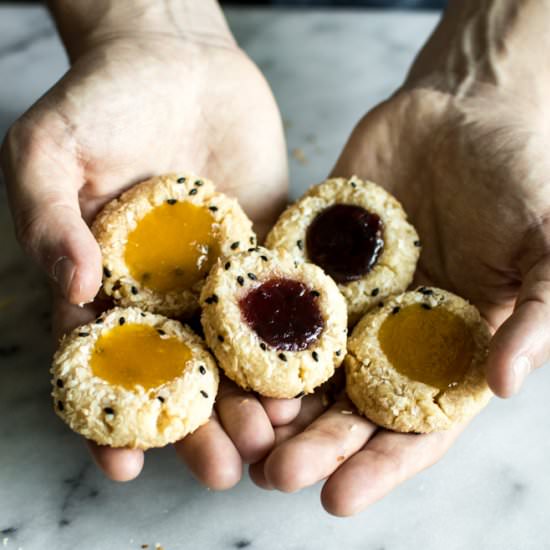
left=252, top=8, right=550, bottom=514
left=1, top=25, right=298, bottom=484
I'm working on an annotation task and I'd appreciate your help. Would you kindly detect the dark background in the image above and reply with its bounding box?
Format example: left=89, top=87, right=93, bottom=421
left=222, top=0, right=446, bottom=8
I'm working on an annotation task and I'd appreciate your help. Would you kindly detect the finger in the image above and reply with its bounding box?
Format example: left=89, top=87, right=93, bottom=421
left=1, top=120, right=102, bottom=304
left=259, top=395, right=302, bottom=426
left=87, top=440, right=144, bottom=482
left=249, top=392, right=327, bottom=489
left=263, top=399, right=377, bottom=493
left=487, top=257, right=550, bottom=397
left=321, top=423, right=465, bottom=517
left=174, top=413, right=242, bottom=490
left=215, top=380, right=275, bottom=464
left=51, top=289, right=111, bottom=341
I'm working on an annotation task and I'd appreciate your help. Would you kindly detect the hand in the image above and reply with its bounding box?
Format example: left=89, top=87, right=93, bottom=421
left=251, top=0, right=550, bottom=514
left=1, top=0, right=296, bottom=485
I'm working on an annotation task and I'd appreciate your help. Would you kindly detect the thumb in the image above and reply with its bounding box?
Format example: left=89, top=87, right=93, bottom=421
left=487, top=256, right=550, bottom=397
left=2, top=123, right=102, bottom=304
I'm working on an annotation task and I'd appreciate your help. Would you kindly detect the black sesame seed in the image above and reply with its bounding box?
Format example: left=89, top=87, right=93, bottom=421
left=195, top=179, right=204, bottom=186
left=247, top=247, right=256, bottom=252
left=131, top=286, right=138, bottom=295
left=422, top=304, right=432, bottom=310
left=418, top=287, right=434, bottom=296
left=392, top=306, right=400, bottom=315
left=104, top=407, right=114, bottom=415
left=200, top=390, right=209, bottom=398
left=237, top=276, right=245, bottom=286
left=224, top=261, right=231, bottom=270
left=249, top=236, right=255, bottom=245
left=311, top=290, right=320, bottom=297
left=312, top=351, right=319, bottom=362
left=230, top=241, right=240, bottom=250
left=205, top=294, right=219, bottom=305
left=95, top=318, right=104, bottom=324
left=414, top=240, right=421, bottom=247
left=371, top=288, right=380, bottom=297
left=189, top=188, right=198, bottom=196
left=297, top=239, right=304, bottom=250
left=78, top=332, right=89, bottom=337
left=58, top=401, right=64, bottom=411
left=140, top=312, right=146, bottom=317
left=177, top=177, right=186, bottom=184
left=335, top=350, right=342, bottom=357
left=209, top=206, right=218, bottom=212
left=278, top=353, right=287, bottom=362
left=294, top=391, right=305, bottom=399
left=260, top=342, right=267, bottom=351
left=378, top=302, right=384, bottom=308
left=119, top=317, right=125, bottom=325
left=157, top=329, right=166, bottom=336
left=218, top=335, right=225, bottom=343
left=166, top=199, right=177, bottom=205
left=199, top=365, right=207, bottom=375
left=56, top=379, right=64, bottom=389
left=247, top=273, right=257, bottom=281
left=103, top=267, right=112, bottom=278
left=260, top=255, right=268, bottom=262
left=157, top=396, right=165, bottom=403
left=351, top=181, right=357, bottom=188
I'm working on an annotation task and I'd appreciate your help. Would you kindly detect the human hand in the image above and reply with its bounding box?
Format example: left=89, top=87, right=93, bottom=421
left=1, top=0, right=296, bottom=485
left=251, top=0, right=550, bottom=514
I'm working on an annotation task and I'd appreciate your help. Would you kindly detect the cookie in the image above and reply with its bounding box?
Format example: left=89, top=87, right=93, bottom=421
left=265, top=176, right=420, bottom=325
left=200, top=246, right=348, bottom=398
left=345, top=288, right=492, bottom=433
left=51, top=307, right=219, bottom=449
left=92, top=173, right=256, bottom=317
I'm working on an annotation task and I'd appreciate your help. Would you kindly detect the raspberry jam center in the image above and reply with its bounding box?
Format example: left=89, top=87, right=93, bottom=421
left=305, top=204, right=384, bottom=284
left=239, top=278, right=324, bottom=351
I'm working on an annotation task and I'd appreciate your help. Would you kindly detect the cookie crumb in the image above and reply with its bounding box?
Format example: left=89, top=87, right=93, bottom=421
left=292, top=147, right=308, bottom=165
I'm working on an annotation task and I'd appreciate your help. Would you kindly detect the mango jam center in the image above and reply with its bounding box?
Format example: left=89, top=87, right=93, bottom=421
left=90, top=324, right=192, bottom=390
left=378, top=304, right=475, bottom=390
left=124, top=201, right=219, bottom=293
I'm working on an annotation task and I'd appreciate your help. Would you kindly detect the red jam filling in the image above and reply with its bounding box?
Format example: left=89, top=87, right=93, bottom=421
left=305, top=204, right=384, bottom=284
left=239, top=278, right=324, bottom=351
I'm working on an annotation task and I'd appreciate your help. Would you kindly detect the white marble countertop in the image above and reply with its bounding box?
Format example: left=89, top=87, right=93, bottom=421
left=1, top=5, right=549, bottom=550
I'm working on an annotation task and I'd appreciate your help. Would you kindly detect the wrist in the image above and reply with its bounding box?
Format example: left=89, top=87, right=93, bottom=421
left=48, top=0, right=234, bottom=61
left=404, top=0, right=550, bottom=100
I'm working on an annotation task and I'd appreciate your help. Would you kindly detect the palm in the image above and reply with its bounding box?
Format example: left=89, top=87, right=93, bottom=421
left=34, top=37, right=287, bottom=234
left=333, top=86, right=550, bottom=330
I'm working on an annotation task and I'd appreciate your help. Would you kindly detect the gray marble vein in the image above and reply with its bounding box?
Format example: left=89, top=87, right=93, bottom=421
left=1, top=5, right=549, bottom=550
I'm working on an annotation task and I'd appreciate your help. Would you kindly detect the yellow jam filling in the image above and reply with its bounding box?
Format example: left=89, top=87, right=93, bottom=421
left=378, top=304, right=475, bottom=390
left=90, top=323, right=192, bottom=390
left=124, top=201, right=220, bottom=293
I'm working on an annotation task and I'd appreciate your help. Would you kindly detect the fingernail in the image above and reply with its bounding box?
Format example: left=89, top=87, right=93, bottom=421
left=52, top=257, right=75, bottom=299
left=511, top=355, right=532, bottom=395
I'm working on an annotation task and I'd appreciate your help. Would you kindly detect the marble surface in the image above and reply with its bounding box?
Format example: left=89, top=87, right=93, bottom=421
left=1, top=4, right=549, bottom=550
